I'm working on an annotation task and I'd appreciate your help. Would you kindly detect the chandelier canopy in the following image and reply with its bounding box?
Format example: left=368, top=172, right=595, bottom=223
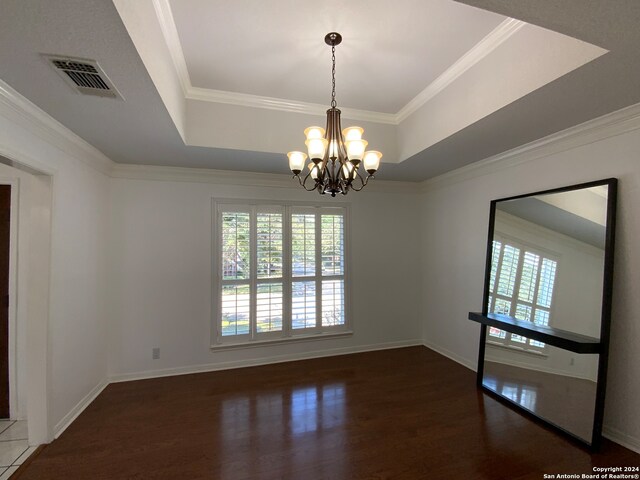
left=287, top=32, right=382, bottom=197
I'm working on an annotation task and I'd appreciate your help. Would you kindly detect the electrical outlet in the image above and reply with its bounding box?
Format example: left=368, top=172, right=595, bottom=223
left=569, top=357, right=575, bottom=366
left=152, top=347, right=160, bottom=360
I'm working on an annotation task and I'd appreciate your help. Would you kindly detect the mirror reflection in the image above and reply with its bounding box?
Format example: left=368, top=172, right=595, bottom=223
left=482, top=184, right=609, bottom=443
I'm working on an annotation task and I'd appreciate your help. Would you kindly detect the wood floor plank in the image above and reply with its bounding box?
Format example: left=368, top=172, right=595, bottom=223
left=17, top=347, right=640, bottom=479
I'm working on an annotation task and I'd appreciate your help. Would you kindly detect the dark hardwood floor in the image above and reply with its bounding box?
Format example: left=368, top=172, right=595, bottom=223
left=16, top=347, right=639, bottom=479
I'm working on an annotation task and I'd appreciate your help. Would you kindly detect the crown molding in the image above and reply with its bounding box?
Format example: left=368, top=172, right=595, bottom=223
left=152, top=0, right=191, bottom=96
left=186, top=86, right=399, bottom=124
left=111, top=163, right=420, bottom=193
left=0, top=79, right=114, bottom=176
left=112, top=163, right=296, bottom=188
left=396, top=18, right=526, bottom=123
left=419, top=101, right=640, bottom=192
left=152, top=1, right=524, bottom=126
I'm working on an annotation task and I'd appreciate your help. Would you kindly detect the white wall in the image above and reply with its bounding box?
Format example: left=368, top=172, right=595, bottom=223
left=48, top=158, right=110, bottom=435
left=107, top=178, right=421, bottom=379
left=0, top=83, right=112, bottom=442
left=420, top=124, right=640, bottom=449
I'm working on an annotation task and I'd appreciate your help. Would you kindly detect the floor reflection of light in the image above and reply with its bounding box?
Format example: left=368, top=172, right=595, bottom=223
left=216, top=384, right=347, bottom=479
left=501, top=384, right=519, bottom=402
left=498, top=381, right=538, bottom=412
left=221, top=396, right=250, bottom=434
left=321, top=384, right=346, bottom=430
left=519, top=386, right=537, bottom=411
left=483, top=377, right=497, bottom=391
left=291, top=386, right=319, bottom=435
left=219, top=396, right=252, bottom=480
left=483, top=375, right=538, bottom=412
left=290, top=384, right=346, bottom=436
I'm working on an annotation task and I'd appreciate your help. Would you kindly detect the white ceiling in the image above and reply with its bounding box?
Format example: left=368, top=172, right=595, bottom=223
left=0, top=0, right=639, bottom=182
left=169, top=0, right=504, bottom=113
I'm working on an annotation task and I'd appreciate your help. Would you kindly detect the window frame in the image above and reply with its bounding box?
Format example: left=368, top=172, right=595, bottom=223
left=212, top=198, right=351, bottom=348
left=487, top=232, right=560, bottom=354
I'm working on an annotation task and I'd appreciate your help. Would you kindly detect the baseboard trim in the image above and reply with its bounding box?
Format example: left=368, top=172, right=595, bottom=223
left=53, top=378, right=109, bottom=439
left=603, top=426, right=640, bottom=454
left=423, top=341, right=477, bottom=372
left=109, top=339, right=423, bottom=383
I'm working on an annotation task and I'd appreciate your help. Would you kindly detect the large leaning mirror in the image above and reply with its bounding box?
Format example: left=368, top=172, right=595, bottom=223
left=469, top=178, right=617, bottom=450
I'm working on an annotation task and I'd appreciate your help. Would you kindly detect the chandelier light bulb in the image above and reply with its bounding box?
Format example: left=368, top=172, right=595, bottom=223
left=346, top=139, right=367, bottom=161
left=363, top=151, right=382, bottom=174
left=287, top=151, right=307, bottom=174
left=342, top=162, right=357, bottom=180
left=342, top=127, right=364, bottom=142
left=308, top=162, right=319, bottom=180
left=305, top=138, right=328, bottom=160
left=327, top=139, right=338, bottom=159
left=304, top=126, right=325, bottom=140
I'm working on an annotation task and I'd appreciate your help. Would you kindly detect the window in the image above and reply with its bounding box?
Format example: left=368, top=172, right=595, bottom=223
left=487, top=236, right=558, bottom=352
left=214, top=202, right=348, bottom=346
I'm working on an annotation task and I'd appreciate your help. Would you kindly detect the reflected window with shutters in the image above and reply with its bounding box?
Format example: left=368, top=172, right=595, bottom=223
left=487, top=235, right=558, bottom=353
left=215, top=202, right=348, bottom=345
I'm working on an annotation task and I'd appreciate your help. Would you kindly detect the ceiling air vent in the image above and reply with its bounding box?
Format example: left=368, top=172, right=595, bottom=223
left=44, top=55, right=122, bottom=99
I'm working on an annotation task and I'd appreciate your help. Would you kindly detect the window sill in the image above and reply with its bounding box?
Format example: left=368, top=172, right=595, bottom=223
left=486, top=340, right=549, bottom=358
left=211, top=331, right=353, bottom=351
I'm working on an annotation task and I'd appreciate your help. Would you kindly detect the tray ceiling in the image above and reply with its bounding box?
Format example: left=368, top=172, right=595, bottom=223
left=1, top=0, right=638, bottom=181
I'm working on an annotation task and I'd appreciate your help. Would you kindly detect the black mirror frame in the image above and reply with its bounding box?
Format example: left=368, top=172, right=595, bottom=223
left=473, top=178, right=618, bottom=451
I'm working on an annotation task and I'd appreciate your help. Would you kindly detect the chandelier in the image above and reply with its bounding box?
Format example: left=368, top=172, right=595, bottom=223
left=287, top=32, right=382, bottom=196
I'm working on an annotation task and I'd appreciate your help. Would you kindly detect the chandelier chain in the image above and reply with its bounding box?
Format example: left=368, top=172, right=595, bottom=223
left=331, top=44, right=336, bottom=108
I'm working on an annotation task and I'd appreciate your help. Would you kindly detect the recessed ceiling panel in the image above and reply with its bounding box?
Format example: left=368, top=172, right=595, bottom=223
left=169, top=0, right=506, bottom=113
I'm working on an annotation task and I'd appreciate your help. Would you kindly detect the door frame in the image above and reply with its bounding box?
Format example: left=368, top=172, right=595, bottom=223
left=0, top=179, right=21, bottom=419
left=0, top=150, right=54, bottom=445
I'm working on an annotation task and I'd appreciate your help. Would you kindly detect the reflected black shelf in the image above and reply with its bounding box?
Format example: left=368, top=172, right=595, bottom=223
left=468, top=312, right=601, bottom=354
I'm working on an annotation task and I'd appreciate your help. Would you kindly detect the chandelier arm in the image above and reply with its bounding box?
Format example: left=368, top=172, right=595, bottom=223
left=349, top=171, right=369, bottom=191
left=298, top=172, right=319, bottom=191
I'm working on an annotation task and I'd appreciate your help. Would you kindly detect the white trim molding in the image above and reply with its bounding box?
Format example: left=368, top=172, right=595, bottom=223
left=110, top=339, right=422, bottom=383
left=602, top=426, right=640, bottom=455
left=151, top=0, right=191, bottom=96
left=423, top=341, right=476, bottom=372
left=0, top=79, right=114, bottom=176
left=420, top=101, right=640, bottom=192
left=186, top=86, right=398, bottom=124
left=110, top=163, right=421, bottom=193
left=396, top=19, right=526, bottom=123
left=53, top=378, right=109, bottom=439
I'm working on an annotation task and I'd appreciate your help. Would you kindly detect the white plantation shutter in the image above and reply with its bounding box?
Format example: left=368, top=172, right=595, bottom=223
left=291, top=281, right=316, bottom=330
left=220, top=207, right=252, bottom=338
left=215, top=202, right=348, bottom=345
left=291, top=213, right=316, bottom=277
left=487, top=235, right=558, bottom=352
left=256, top=212, right=283, bottom=279
left=320, top=213, right=345, bottom=327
